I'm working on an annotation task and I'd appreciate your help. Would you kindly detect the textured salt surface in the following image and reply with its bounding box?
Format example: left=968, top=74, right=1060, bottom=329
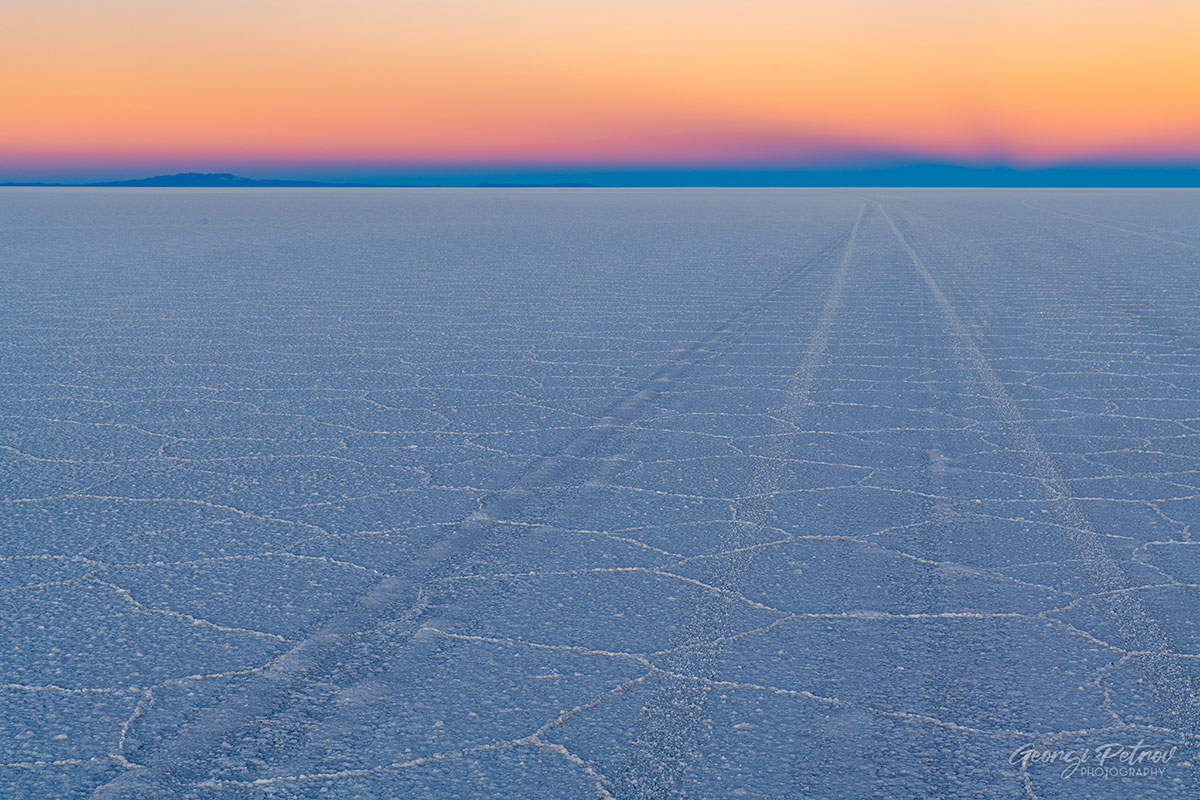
left=2, top=188, right=1198, bottom=798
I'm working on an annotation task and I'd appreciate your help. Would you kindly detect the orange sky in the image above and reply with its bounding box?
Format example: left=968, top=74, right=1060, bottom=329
left=3, top=0, right=1199, bottom=172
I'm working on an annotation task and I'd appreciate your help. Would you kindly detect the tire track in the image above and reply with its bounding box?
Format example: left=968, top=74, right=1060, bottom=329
left=613, top=203, right=866, bottom=798
left=982, top=206, right=1200, bottom=352
left=1021, top=200, right=1200, bottom=251
left=90, top=214, right=861, bottom=798
left=876, top=200, right=1199, bottom=738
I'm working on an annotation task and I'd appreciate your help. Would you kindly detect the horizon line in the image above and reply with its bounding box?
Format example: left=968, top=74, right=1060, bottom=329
left=6, top=162, right=1200, bottom=189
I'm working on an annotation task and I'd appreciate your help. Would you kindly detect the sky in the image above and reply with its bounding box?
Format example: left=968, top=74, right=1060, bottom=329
left=3, top=0, right=1199, bottom=183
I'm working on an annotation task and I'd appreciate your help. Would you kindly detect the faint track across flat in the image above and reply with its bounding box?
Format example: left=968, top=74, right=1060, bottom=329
left=89, top=210, right=863, bottom=798
left=611, top=203, right=867, bottom=798
left=1021, top=200, right=1200, bottom=251
left=876, top=200, right=1199, bottom=740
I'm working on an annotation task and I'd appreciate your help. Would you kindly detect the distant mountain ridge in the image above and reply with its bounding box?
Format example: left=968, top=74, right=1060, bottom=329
left=96, top=172, right=354, bottom=187
left=0, top=172, right=360, bottom=187
left=0, top=172, right=600, bottom=188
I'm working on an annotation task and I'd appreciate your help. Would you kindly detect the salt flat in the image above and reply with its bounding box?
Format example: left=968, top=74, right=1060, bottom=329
left=2, top=188, right=1198, bottom=798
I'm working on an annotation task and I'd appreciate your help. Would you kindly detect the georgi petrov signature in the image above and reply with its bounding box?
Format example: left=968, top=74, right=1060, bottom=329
left=1011, top=740, right=1179, bottom=779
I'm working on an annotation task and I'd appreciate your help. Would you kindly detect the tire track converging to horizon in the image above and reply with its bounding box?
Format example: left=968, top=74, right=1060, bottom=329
left=875, top=201, right=1200, bottom=743
left=614, top=202, right=866, bottom=799
left=1021, top=200, right=1200, bottom=251
left=89, top=210, right=864, bottom=799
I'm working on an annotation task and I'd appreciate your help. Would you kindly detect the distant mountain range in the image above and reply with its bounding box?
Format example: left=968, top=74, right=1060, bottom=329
left=97, top=172, right=357, bottom=187
left=0, top=172, right=599, bottom=188
left=0, top=172, right=359, bottom=187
